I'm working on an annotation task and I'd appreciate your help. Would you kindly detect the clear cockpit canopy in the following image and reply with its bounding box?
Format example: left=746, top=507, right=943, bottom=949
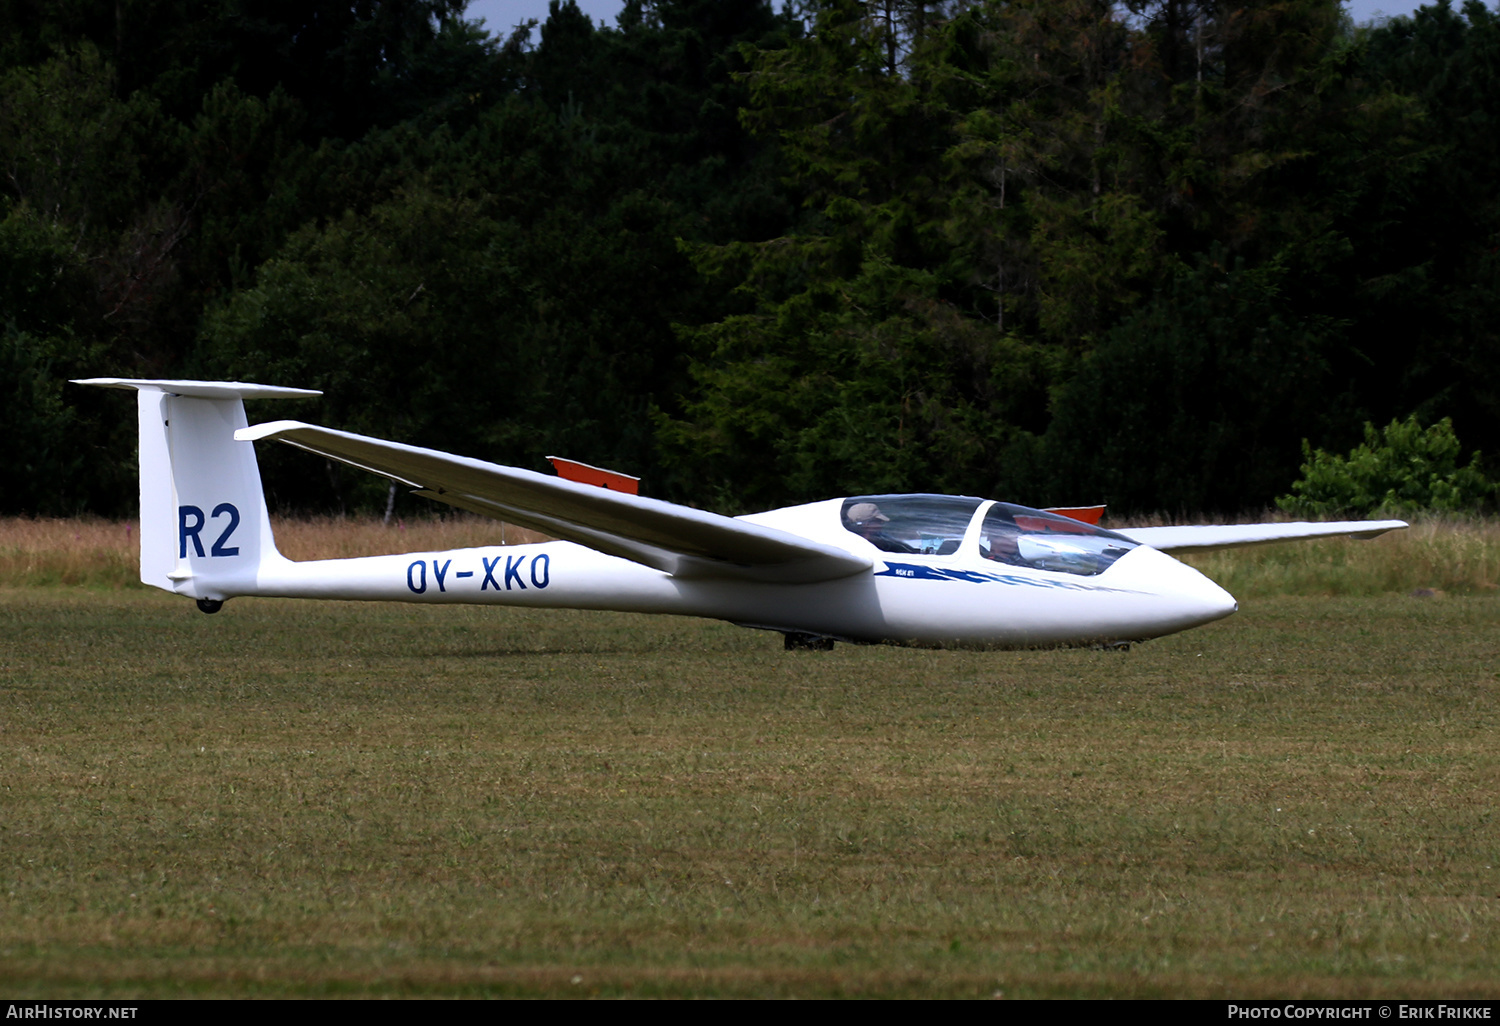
left=979, top=503, right=1137, bottom=576
left=841, top=495, right=1138, bottom=577
left=841, top=495, right=984, bottom=557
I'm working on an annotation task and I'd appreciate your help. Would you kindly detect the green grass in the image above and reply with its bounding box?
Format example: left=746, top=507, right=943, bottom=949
left=2, top=583, right=1498, bottom=997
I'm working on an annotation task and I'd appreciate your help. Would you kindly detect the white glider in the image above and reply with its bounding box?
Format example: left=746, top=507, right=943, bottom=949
left=74, top=378, right=1407, bottom=650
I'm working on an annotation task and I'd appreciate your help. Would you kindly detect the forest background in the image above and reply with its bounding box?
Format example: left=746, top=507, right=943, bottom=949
left=3, top=0, right=1498, bottom=519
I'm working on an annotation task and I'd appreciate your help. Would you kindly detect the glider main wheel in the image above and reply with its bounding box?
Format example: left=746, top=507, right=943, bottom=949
left=196, top=598, right=224, bottom=615
left=783, top=632, right=835, bottom=651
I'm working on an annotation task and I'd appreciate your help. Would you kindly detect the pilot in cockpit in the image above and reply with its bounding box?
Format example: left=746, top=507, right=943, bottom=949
left=845, top=502, right=916, bottom=553
left=981, top=512, right=1027, bottom=566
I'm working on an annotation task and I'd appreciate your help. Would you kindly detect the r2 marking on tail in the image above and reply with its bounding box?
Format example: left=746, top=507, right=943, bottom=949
left=179, top=502, right=240, bottom=558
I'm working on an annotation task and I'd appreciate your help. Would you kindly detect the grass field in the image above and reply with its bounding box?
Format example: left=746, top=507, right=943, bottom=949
left=2, top=517, right=1499, bottom=997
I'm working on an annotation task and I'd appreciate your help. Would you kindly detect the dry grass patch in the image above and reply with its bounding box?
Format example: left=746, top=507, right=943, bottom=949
left=0, top=517, right=138, bottom=588
left=0, top=515, right=544, bottom=588
left=269, top=514, right=549, bottom=561
left=1109, top=515, right=1500, bottom=598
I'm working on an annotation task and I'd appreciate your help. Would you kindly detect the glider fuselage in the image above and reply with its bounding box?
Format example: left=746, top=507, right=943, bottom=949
left=219, top=499, right=1238, bottom=648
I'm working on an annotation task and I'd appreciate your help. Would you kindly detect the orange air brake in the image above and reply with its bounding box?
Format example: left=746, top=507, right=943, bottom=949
left=547, top=456, right=641, bottom=495
left=1041, top=505, right=1106, bottom=526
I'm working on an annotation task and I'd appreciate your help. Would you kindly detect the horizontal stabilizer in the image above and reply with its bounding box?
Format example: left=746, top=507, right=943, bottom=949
left=1116, top=520, right=1408, bottom=554
left=72, top=377, right=321, bottom=400
left=236, top=421, right=872, bottom=583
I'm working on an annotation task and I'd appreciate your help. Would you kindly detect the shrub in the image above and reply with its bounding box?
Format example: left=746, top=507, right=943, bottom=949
left=1278, top=416, right=1495, bottom=517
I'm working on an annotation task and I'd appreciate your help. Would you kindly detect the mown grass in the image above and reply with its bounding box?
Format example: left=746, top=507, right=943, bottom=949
left=1, top=518, right=1498, bottom=997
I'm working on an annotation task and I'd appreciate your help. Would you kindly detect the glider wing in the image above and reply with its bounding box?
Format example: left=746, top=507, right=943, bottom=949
left=236, top=421, right=872, bottom=583
left=1115, top=520, right=1408, bottom=554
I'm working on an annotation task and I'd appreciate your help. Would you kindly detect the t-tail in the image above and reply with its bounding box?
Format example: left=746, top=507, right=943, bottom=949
left=72, top=379, right=320, bottom=606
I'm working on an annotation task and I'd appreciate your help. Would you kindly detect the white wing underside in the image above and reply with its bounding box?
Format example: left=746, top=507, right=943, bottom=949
left=1116, top=520, right=1408, bottom=554
left=236, top=421, right=872, bottom=584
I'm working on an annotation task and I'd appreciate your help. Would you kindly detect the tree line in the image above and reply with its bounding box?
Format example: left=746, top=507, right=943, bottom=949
left=3, top=0, right=1497, bottom=517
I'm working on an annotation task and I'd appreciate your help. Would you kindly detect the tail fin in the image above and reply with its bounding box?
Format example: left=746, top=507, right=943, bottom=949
left=73, top=379, right=320, bottom=600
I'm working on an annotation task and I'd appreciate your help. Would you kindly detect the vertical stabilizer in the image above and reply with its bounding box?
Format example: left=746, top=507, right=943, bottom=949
left=73, top=379, right=321, bottom=599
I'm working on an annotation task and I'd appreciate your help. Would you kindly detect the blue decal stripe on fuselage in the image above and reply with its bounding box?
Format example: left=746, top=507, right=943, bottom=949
left=874, top=561, right=1130, bottom=593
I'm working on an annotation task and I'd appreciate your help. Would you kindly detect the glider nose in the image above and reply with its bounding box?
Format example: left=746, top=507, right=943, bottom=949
left=1117, top=546, right=1238, bottom=634
left=1166, top=557, right=1238, bottom=624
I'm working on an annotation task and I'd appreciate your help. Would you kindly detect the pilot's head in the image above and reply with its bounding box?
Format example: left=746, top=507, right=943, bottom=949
left=846, top=502, right=890, bottom=538
left=986, top=531, right=1019, bottom=560
left=984, top=514, right=1021, bottom=562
